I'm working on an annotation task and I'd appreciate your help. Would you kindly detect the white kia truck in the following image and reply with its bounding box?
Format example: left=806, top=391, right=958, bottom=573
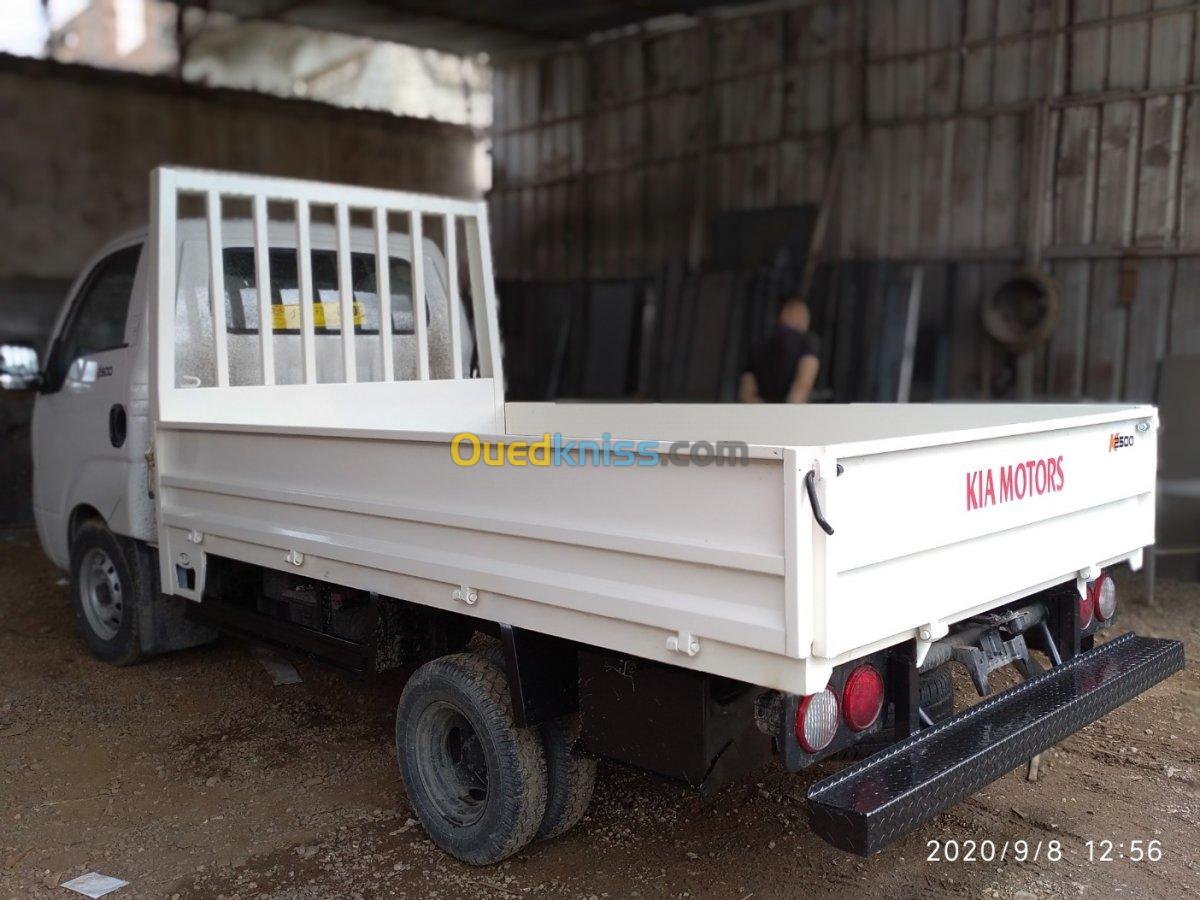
left=7, top=167, right=1182, bottom=864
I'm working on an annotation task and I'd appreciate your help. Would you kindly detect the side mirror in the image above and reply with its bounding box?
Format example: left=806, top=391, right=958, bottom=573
left=0, top=344, right=41, bottom=391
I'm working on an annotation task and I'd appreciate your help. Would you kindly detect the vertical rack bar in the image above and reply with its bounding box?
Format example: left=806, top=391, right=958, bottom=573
left=464, top=209, right=503, bottom=386
left=409, top=210, right=430, bottom=380
left=335, top=203, right=356, bottom=383
left=205, top=189, right=229, bottom=387
left=375, top=207, right=394, bottom=381
left=150, top=168, right=177, bottom=413
left=295, top=199, right=317, bottom=384
left=252, top=194, right=275, bottom=386
left=444, top=213, right=462, bottom=379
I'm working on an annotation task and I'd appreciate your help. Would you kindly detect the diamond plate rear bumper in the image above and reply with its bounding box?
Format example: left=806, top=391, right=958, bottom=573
left=807, top=632, right=1185, bottom=856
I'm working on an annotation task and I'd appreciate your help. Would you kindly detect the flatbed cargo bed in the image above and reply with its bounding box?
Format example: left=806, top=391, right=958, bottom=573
left=140, top=169, right=1159, bottom=699
left=156, top=403, right=1155, bottom=696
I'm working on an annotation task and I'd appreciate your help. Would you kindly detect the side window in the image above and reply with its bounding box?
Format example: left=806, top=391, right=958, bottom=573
left=44, top=244, right=141, bottom=392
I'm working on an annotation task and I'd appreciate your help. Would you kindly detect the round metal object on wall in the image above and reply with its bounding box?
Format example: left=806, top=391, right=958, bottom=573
left=982, top=268, right=1060, bottom=351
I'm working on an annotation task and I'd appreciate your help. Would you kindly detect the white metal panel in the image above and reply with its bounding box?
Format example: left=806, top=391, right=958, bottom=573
left=204, top=190, right=229, bottom=388
left=781, top=448, right=812, bottom=659
left=163, top=168, right=485, bottom=217
left=149, top=166, right=500, bottom=432
left=815, top=411, right=1157, bottom=657
left=818, top=498, right=1152, bottom=659
left=163, top=522, right=823, bottom=693
left=831, top=414, right=1156, bottom=573
left=505, top=401, right=1156, bottom=450
left=445, top=213, right=463, bottom=379
left=251, top=195, right=275, bottom=386
left=149, top=175, right=175, bottom=431
left=161, top=379, right=501, bottom=432
left=155, top=424, right=800, bottom=686
left=410, top=211, right=430, bottom=380
left=335, top=203, right=357, bottom=383
left=374, top=207, right=394, bottom=382
left=465, top=210, right=504, bottom=399
left=295, top=199, right=317, bottom=384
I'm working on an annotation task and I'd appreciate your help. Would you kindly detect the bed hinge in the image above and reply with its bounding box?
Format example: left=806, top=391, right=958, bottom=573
left=666, top=630, right=700, bottom=657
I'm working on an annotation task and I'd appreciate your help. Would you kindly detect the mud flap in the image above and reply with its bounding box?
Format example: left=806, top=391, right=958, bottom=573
left=140, top=592, right=218, bottom=655
left=806, top=632, right=1184, bottom=856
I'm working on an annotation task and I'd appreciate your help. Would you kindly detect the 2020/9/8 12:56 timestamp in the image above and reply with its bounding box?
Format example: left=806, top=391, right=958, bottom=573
left=926, top=839, right=1163, bottom=863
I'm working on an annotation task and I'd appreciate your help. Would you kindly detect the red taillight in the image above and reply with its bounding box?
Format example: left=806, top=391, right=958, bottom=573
left=842, top=664, right=885, bottom=732
left=1092, top=573, right=1117, bottom=620
left=796, top=688, right=839, bottom=753
left=1078, top=589, right=1095, bottom=629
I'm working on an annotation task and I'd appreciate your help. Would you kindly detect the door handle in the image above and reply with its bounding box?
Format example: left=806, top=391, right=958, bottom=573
left=109, top=403, right=127, bottom=448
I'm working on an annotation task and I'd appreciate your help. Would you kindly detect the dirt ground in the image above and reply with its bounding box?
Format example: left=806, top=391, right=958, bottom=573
left=1, top=528, right=1197, bottom=900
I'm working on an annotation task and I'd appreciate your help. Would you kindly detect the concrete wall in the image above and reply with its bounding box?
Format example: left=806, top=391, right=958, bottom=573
left=490, top=0, right=1200, bottom=404
left=0, top=52, right=479, bottom=287
left=0, top=52, right=479, bottom=525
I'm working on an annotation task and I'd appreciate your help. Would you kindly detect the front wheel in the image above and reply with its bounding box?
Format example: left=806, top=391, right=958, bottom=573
left=69, top=521, right=145, bottom=666
left=395, top=652, right=548, bottom=865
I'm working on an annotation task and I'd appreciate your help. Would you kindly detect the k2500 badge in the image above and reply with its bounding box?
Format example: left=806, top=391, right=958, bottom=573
left=1109, top=432, right=1134, bottom=451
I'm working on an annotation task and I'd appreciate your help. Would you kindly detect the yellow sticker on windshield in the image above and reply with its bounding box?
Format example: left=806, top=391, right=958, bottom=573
left=271, top=300, right=364, bottom=330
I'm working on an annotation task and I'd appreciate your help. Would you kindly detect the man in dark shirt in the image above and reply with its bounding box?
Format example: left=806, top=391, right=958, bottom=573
left=739, top=297, right=820, bottom=403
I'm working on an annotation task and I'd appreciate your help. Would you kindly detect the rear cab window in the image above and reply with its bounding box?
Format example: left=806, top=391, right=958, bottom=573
left=221, top=248, right=418, bottom=337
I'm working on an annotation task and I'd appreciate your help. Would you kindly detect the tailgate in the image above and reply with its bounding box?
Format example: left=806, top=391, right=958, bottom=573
left=813, top=408, right=1156, bottom=658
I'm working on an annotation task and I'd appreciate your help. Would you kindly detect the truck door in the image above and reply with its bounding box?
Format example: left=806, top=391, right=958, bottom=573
left=32, top=242, right=143, bottom=567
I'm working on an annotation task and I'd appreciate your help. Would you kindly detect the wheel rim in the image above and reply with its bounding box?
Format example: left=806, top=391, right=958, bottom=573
left=80, top=547, right=123, bottom=641
left=413, top=701, right=490, bottom=827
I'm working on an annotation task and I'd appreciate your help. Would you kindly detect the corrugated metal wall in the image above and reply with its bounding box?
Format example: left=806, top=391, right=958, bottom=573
left=490, top=0, right=1200, bottom=401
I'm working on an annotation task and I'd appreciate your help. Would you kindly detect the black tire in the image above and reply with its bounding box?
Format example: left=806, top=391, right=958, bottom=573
left=536, top=714, right=596, bottom=841
left=919, top=663, right=954, bottom=723
left=395, top=652, right=547, bottom=865
left=69, top=521, right=146, bottom=666
left=470, top=641, right=594, bottom=840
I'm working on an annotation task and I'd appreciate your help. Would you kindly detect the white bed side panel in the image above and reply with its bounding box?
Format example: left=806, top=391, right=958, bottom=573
left=155, top=427, right=802, bottom=685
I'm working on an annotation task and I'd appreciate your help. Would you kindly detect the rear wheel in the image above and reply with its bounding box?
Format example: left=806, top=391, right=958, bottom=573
left=472, top=641, right=595, bottom=841
left=536, top=714, right=596, bottom=841
left=395, top=652, right=547, bottom=865
left=918, top=663, right=954, bottom=723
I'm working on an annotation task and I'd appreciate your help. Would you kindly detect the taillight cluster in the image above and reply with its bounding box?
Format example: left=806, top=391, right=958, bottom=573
left=1080, top=572, right=1117, bottom=631
left=795, top=663, right=885, bottom=753
left=1094, top=574, right=1117, bottom=620
left=843, top=664, right=885, bottom=731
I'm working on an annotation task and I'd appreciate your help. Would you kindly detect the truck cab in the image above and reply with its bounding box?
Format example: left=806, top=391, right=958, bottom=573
left=33, top=234, right=151, bottom=570
left=31, top=219, right=471, bottom=570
